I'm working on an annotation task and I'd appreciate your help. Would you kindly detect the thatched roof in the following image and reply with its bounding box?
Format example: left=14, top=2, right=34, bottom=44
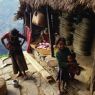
left=15, top=0, right=95, bottom=20
left=19, top=0, right=95, bottom=12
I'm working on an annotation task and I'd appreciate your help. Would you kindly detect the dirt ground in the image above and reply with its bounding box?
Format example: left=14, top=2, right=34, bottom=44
left=0, top=53, right=94, bottom=95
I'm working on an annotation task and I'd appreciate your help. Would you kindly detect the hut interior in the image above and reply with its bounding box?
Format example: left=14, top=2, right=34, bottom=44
left=15, top=0, right=95, bottom=94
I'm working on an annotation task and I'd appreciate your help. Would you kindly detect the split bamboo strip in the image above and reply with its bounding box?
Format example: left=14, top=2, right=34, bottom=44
left=24, top=51, right=54, bottom=82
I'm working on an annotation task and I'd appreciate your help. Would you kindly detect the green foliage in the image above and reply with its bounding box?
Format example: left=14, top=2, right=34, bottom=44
left=0, top=54, right=8, bottom=59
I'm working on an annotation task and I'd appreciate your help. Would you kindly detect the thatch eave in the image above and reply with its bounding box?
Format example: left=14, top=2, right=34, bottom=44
left=15, top=0, right=95, bottom=20
left=19, top=0, right=95, bottom=12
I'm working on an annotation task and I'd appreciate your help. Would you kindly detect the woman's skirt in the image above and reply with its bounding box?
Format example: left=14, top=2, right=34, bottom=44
left=11, top=52, right=28, bottom=74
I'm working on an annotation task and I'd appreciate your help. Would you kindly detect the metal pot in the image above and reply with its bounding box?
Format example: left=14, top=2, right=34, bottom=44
left=32, top=11, right=46, bottom=27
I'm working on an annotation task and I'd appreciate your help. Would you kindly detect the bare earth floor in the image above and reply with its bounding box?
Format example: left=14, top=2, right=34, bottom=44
left=0, top=53, right=94, bottom=95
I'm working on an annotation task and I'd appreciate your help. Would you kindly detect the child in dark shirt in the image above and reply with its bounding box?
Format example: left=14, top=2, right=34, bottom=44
left=55, top=37, right=71, bottom=94
left=67, top=52, right=80, bottom=80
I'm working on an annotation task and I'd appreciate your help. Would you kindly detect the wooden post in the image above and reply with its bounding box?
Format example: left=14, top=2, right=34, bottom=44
left=46, top=6, right=54, bottom=57
left=23, top=11, right=26, bottom=36
left=24, top=12, right=26, bottom=26
left=90, top=49, right=95, bottom=95
left=30, top=12, right=32, bottom=30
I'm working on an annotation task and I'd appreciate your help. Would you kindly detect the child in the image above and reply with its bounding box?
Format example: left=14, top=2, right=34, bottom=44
left=67, top=53, right=80, bottom=80
left=55, top=37, right=71, bottom=94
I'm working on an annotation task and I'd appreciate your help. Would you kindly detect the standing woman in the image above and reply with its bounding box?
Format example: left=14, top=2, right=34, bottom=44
left=1, top=28, right=28, bottom=79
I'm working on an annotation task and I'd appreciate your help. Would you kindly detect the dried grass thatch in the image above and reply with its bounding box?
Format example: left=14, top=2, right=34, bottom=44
left=19, top=0, right=95, bottom=12
left=15, top=0, right=95, bottom=20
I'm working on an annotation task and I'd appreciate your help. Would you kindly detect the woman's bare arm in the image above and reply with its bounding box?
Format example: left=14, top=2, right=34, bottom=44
left=19, top=33, right=26, bottom=46
left=1, top=33, right=9, bottom=49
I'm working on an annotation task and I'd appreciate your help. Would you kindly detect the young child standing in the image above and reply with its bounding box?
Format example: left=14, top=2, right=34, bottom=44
left=67, top=52, right=80, bottom=80
left=55, top=37, right=71, bottom=94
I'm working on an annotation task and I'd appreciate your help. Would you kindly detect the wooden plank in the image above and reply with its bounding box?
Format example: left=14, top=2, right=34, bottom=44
left=24, top=51, right=54, bottom=82
left=90, top=50, right=95, bottom=95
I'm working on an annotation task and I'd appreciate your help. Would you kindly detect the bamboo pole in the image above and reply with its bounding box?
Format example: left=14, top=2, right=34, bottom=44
left=23, top=9, right=27, bottom=36
left=24, top=51, right=54, bottom=82
left=90, top=49, right=95, bottom=95
left=23, top=15, right=26, bottom=35
left=46, top=6, right=54, bottom=57
left=30, top=12, right=32, bottom=30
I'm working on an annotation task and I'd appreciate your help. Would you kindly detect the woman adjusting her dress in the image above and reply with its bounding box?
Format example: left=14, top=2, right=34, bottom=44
left=1, top=28, right=28, bottom=79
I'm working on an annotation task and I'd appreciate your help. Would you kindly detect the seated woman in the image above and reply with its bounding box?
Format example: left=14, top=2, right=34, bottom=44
left=36, top=28, right=50, bottom=49
left=41, top=28, right=49, bottom=43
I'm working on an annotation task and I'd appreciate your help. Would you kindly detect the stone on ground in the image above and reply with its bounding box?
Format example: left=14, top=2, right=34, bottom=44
left=20, top=80, right=38, bottom=95
left=0, top=78, right=7, bottom=95
left=7, top=85, right=20, bottom=95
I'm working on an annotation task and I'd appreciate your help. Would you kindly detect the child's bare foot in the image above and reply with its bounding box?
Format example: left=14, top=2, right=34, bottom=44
left=23, top=75, right=28, bottom=80
left=57, top=90, right=62, bottom=95
left=17, top=73, right=23, bottom=77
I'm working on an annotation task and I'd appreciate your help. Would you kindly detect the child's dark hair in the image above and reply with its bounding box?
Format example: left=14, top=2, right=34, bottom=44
left=55, top=37, right=66, bottom=46
left=70, top=50, right=76, bottom=58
